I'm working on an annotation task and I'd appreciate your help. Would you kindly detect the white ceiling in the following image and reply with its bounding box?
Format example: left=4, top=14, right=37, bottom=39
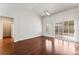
left=0, top=3, right=78, bottom=16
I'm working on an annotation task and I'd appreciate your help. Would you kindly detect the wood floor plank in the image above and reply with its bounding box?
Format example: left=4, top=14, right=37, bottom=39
left=1, top=36, right=79, bottom=55
left=14, top=36, right=79, bottom=55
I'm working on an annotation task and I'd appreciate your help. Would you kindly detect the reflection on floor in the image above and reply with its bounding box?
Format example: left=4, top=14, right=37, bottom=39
left=14, top=36, right=79, bottom=55
left=0, top=36, right=79, bottom=55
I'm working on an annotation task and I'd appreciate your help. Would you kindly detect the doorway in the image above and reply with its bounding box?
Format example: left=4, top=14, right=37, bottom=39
left=0, top=16, right=14, bottom=54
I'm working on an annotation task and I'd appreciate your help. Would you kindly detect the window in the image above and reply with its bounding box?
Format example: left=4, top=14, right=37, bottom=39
left=55, top=20, right=74, bottom=37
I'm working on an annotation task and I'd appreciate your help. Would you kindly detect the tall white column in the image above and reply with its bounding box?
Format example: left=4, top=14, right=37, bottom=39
left=75, top=6, right=79, bottom=42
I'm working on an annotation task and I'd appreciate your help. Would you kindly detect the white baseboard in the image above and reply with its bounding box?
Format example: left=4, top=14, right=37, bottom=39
left=14, top=35, right=41, bottom=42
left=43, top=34, right=77, bottom=42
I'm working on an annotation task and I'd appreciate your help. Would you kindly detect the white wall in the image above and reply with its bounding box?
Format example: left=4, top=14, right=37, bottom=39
left=0, top=4, right=42, bottom=42
left=43, top=8, right=78, bottom=42
left=13, top=8, right=42, bottom=42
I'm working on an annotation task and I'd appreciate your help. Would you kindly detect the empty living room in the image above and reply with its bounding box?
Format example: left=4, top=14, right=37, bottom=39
left=0, top=3, right=79, bottom=55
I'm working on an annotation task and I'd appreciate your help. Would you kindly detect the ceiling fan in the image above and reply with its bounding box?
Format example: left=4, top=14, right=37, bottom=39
left=41, top=10, right=50, bottom=16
